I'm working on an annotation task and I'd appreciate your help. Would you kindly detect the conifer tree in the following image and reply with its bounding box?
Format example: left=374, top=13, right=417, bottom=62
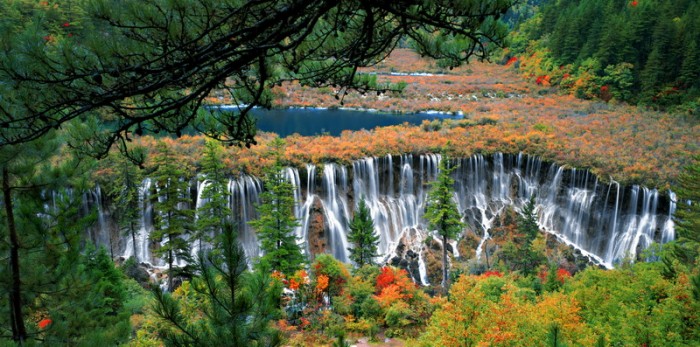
left=42, top=246, right=131, bottom=345
left=249, top=139, right=304, bottom=275
left=151, top=141, right=195, bottom=290
left=680, top=39, right=700, bottom=88
left=0, top=131, right=92, bottom=342
left=424, top=154, right=464, bottom=289
left=0, top=133, right=131, bottom=344
left=108, top=150, right=144, bottom=262
left=195, top=140, right=232, bottom=253
left=347, top=197, right=379, bottom=267
left=501, top=196, right=545, bottom=275
left=672, top=156, right=700, bottom=266
left=519, top=196, right=540, bottom=244
left=152, top=223, right=282, bottom=347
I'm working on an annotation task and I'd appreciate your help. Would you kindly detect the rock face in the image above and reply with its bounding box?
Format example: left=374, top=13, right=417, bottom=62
left=307, top=197, right=327, bottom=260
left=388, top=228, right=436, bottom=286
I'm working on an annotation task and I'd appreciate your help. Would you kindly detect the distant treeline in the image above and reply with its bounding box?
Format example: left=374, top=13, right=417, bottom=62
left=507, top=0, right=700, bottom=110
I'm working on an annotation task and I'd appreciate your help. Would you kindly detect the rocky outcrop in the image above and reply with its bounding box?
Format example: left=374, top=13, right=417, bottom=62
left=307, top=197, right=327, bottom=260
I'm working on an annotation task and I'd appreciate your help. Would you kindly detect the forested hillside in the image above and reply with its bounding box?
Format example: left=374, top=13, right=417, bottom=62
left=507, top=0, right=700, bottom=109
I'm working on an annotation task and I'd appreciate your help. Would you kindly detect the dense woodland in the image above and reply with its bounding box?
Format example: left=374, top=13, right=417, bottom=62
left=507, top=0, right=700, bottom=110
left=0, top=0, right=699, bottom=346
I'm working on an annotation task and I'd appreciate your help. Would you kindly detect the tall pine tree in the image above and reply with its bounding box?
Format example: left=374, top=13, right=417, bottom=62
left=347, top=197, right=379, bottom=267
left=249, top=139, right=304, bottom=275
left=152, top=223, right=282, bottom=347
left=107, top=150, right=144, bottom=262
left=151, top=141, right=195, bottom=290
left=195, top=140, right=232, bottom=254
left=424, top=154, right=464, bottom=289
left=672, top=156, right=700, bottom=266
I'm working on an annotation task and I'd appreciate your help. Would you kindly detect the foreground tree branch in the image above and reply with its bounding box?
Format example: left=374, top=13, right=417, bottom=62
left=0, top=0, right=511, bottom=156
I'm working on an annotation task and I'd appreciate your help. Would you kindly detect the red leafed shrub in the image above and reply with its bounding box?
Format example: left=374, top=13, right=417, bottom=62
left=481, top=270, right=503, bottom=278
left=376, top=266, right=396, bottom=292
left=38, top=318, right=52, bottom=329
left=556, top=268, right=572, bottom=283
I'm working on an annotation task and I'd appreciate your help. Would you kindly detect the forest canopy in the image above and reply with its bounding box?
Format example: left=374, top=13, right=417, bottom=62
left=507, top=0, right=700, bottom=108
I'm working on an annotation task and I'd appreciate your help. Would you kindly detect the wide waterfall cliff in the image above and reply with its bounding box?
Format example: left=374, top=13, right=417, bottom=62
left=85, top=153, right=675, bottom=275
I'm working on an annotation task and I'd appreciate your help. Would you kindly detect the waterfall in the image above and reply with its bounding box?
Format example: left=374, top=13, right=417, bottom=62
left=282, top=167, right=311, bottom=256
left=662, top=191, right=676, bottom=243
left=319, top=164, right=351, bottom=262
left=123, top=178, right=154, bottom=265
left=93, top=153, right=674, bottom=272
left=229, top=175, right=262, bottom=259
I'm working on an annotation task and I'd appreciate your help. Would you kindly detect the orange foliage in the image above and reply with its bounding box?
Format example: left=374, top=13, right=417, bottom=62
left=419, top=275, right=595, bottom=346
left=556, top=268, right=572, bottom=283
left=373, top=266, right=417, bottom=308
left=375, top=266, right=397, bottom=292
left=316, top=275, right=329, bottom=294
left=107, top=49, right=700, bottom=190
left=481, top=270, right=503, bottom=278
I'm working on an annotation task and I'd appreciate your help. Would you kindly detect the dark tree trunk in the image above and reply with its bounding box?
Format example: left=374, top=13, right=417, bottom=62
left=484, top=238, right=490, bottom=270
left=168, top=243, right=174, bottom=291
left=3, top=167, right=27, bottom=342
left=442, top=235, right=448, bottom=289
left=131, top=221, right=138, bottom=263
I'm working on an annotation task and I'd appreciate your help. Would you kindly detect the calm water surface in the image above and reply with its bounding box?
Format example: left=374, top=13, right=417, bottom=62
left=217, top=107, right=460, bottom=137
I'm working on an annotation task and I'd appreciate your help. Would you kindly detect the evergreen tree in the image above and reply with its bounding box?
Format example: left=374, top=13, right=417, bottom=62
left=347, top=197, right=379, bottom=267
left=0, top=128, right=96, bottom=342
left=151, top=141, right=195, bottom=290
left=596, top=14, right=624, bottom=67
left=0, top=133, right=132, bottom=344
left=546, top=324, right=567, bottom=347
left=640, top=46, right=665, bottom=97
left=108, top=150, right=144, bottom=262
left=679, top=39, right=700, bottom=89
left=672, top=156, right=700, bottom=266
left=501, top=196, right=545, bottom=275
left=42, top=246, right=131, bottom=345
left=195, top=140, right=232, bottom=253
left=519, top=196, right=540, bottom=244
left=249, top=139, right=304, bottom=275
left=424, top=154, right=464, bottom=289
left=152, top=223, right=282, bottom=347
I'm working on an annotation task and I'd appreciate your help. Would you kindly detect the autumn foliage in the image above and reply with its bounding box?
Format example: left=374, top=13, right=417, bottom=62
left=160, top=49, right=700, bottom=189
left=419, top=274, right=595, bottom=346
left=374, top=267, right=416, bottom=308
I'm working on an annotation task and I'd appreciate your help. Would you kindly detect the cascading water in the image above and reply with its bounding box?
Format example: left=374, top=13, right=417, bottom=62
left=93, top=153, right=674, bottom=274
left=122, top=178, right=154, bottom=265
left=229, top=175, right=263, bottom=259
left=319, top=164, right=351, bottom=262
left=83, top=185, right=113, bottom=254
left=662, top=192, right=676, bottom=243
